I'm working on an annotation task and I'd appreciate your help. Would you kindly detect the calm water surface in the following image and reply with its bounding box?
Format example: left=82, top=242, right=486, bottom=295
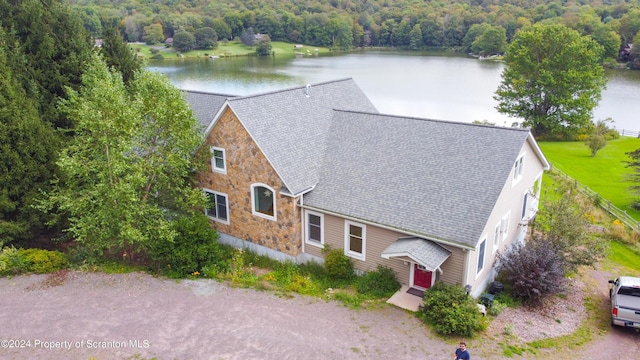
left=149, top=51, right=640, bottom=131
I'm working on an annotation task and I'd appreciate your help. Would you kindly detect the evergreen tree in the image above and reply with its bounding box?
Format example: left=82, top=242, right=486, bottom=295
left=0, top=0, right=95, bottom=130
left=0, top=29, right=58, bottom=244
left=101, top=27, right=142, bottom=86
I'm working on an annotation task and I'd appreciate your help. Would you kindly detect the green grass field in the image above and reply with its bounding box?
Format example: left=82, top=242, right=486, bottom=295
left=130, top=40, right=331, bottom=60
left=539, top=137, right=640, bottom=220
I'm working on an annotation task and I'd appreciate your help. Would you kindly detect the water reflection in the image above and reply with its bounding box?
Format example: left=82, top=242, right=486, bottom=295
left=149, top=51, right=640, bottom=131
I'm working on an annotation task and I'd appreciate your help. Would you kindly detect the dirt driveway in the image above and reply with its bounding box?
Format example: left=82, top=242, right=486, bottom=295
left=0, top=270, right=638, bottom=360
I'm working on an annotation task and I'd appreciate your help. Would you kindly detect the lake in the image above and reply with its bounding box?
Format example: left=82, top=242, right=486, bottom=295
left=149, top=51, right=640, bottom=132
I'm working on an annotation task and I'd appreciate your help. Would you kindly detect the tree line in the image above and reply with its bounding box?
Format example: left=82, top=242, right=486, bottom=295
left=73, top=0, right=640, bottom=64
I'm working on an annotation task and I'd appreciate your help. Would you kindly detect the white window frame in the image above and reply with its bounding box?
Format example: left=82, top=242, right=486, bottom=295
left=250, top=183, right=276, bottom=221
left=344, top=220, right=366, bottom=261
left=500, top=211, right=511, bottom=242
left=493, top=222, right=500, bottom=253
left=476, top=237, right=487, bottom=276
left=210, top=146, right=227, bottom=174
left=305, top=210, right=324, bottom=248
left=203, top=188, right=229, bottom=225
left=512, top=153, right=525, bottom=184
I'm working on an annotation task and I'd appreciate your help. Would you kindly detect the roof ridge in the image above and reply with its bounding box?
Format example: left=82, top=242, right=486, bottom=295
left=333, top=109, right=530, bottom=132
left=229, top=78, right=355, bottom=101
left=181, top=89, right=238, bottom=97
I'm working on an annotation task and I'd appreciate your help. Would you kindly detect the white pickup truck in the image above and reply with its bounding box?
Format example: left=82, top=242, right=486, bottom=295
left=608, top=276, right=640, bottom=330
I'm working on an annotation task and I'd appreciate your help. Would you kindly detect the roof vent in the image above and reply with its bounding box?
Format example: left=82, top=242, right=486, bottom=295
left=304, top=84, right=311, bottom=97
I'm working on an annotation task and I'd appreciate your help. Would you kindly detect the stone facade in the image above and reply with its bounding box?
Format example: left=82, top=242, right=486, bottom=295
left=199, top=107, right=302, bottom=256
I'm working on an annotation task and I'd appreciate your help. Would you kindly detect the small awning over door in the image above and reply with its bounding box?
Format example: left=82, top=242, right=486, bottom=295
left=381, top=237, right=451, bottom=271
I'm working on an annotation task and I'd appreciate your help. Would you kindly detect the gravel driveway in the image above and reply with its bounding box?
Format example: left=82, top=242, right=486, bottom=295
left=1, top=270, right=638, bottom=360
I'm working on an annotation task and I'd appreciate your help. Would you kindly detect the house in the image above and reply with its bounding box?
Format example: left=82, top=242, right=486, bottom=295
left=185, top=78, right=550, bottom=298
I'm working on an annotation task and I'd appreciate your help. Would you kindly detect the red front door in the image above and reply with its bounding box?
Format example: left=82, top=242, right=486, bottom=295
left=414, top=264, right=432, bottom=289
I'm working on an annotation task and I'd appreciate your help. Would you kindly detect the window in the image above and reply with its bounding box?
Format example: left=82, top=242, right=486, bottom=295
left=522, top=192, right=529, bottom=219
left=251, top=183, right=276, bottom=220
left=513, top=154, right=525, bottom=182
left=477, top=238, right=486, bottom=274
left=211, top=146, right=226, bottom=174
left=500, top=212, right=510, bottom=242
left=204, top=189, right=229, bottom=224
left=344, top=221, right=366, bottom=261
left=305, top=211, right=324, bottom=247
left=493, top=223, right=500, bottom=251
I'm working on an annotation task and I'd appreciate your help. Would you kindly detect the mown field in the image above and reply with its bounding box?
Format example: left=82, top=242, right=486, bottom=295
left=130, top=40, right=332, bottom=60
left=539, top=137, right=640, bottom=221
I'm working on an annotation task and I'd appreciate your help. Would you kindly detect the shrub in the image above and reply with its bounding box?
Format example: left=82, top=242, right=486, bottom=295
left=496, top=239, right=566, bottom=305
left=356, top=265, right=400, bottom=297
left=0, top=246, right=26, bottom=275
left=323, top=247, right=354, bottom=280
left=151, top=54, right=164, bottom=60
left=0, top=247, right=68, bottom=276
left=418, top=281, right=488, bottom=337
left=150, top=213, right=222, bottom=276
left=19, top=248, right=69, bottom=274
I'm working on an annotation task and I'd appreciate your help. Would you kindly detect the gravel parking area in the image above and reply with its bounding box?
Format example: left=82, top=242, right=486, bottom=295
left=1, top=270, right=638, bottom=360
left=0, top=271, right=452, bottom=360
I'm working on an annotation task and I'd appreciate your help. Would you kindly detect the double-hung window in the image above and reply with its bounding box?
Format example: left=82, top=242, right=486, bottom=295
left=493, top=223, right=500, bottom=252
left=204, top=189, right=229, bottom=224
left=305, top=211, right=324, bottom=247
left=211, top=146, right=226, bottom=174
left=513, top=154, right=525, bottom=183
left=500, top=212, right=510, bottom=242
left=251, top=183, right=276, bottom=221
left=344, top=221, right=366, bottom=261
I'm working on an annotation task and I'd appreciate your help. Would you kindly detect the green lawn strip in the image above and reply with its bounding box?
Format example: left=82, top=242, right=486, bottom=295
left=539, top=137, right=640, bottom=220
left=606, top=241, right=640, bottom=275
left=131, top=41, right=331, bottom=59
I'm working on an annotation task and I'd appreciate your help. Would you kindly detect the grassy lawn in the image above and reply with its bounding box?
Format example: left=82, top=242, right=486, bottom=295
left=539, top=137, right=640, bottom=220
left=130, top=40, right=331, bottom=60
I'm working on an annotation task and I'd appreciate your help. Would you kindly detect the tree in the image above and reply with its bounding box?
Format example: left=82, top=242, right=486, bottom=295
left=495, top=24, right=606, bottom=138
left=143, top=23, right=164, bottom=45
left=240, top=27, right=255, bottom=46
left=173, top=30, right=196, bottom=52
left=626, top=147, right=640, bottom=208
left=42, top=54, right=206, bottom=259
left=409, top=24, right=423, bottom=50
left=584, top=118, right=612, bottom=157
left=0, top=0, right=94, bottom=130
left=471, top=25, right=507, bottom=56
left=535, top=192, right=607, bottom=272
left=100, top=28, right=142, bottom=86
left=210, top=18, right=231, bottom=41
left=0, top=29, right=58, bottom=244
left=255, top=34, right=272, bottom=56
left=194, top=27, right=218, bottom=50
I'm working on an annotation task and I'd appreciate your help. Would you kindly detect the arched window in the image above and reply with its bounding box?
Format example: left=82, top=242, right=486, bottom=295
left=251, top=183, right=276, bottom=221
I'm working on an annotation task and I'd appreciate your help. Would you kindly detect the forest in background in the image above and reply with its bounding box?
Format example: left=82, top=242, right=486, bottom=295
left=72, top=0, right=640, bottom=63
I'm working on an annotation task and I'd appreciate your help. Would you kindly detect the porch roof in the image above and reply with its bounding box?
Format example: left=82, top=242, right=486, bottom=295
left=381, top=237, right=451, bottom=271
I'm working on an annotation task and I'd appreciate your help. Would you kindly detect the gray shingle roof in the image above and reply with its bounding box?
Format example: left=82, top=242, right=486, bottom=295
left=227, top=78, right=378, bottom=195
left=303, top=110, right=531, bottom=248
left=183, top=90, right=236, bottom=130
left=381, top=237, right=451, bottom=271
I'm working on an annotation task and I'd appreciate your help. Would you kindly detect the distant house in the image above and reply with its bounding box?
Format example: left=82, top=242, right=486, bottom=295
left=185, top=79, right=550, bottom=298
